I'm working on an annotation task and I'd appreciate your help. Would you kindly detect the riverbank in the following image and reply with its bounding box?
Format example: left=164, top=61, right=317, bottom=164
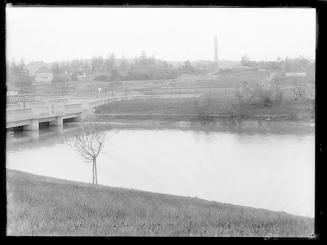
left=94, top=96, right=315, bottom=122
left=7, top=169, right=314, bottom=236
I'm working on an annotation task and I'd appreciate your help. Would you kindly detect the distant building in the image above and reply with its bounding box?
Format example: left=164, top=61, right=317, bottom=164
left=285, top=72, right=307, bottom=77
left=75, top=69, right=87, bottom=80
left=76, top=73, right=87, bottom=79
left=34, top=66, right=53, bottom=84
left=7, top=90, right=19, bottom=96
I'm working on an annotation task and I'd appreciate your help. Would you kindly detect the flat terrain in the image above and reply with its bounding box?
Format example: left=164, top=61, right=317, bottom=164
left=7, top=169, right=314, bottom=236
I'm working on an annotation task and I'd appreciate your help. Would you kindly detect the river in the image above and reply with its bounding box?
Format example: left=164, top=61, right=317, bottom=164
left=6, top=122, right=315, bottom=218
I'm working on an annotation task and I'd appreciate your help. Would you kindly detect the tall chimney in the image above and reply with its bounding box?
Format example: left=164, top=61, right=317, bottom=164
left=214, top=36, right=219, bottom=72
left=214, top=36, right=218, bottom=62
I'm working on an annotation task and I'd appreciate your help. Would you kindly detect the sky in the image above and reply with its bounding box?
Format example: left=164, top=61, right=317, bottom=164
left=6, top=7, right=316, bottom=63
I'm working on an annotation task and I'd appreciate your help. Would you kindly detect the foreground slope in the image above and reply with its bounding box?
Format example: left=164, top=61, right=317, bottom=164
left=6, top=170, right=314, bottom=236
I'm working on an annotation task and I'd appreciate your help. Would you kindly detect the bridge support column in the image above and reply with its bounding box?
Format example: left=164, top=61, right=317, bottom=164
left=23, top=119, right=39, bottom=131
left=50, top=116, right=63, bottom=126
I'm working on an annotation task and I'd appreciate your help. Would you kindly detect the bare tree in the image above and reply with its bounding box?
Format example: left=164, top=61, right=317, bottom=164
left=70, top=123, right=107, bottom=184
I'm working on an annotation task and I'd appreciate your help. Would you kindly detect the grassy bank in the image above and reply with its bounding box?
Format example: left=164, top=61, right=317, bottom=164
left=95, top=96, right=314, bottom=122
left=7, top=169, right=314, bottom=236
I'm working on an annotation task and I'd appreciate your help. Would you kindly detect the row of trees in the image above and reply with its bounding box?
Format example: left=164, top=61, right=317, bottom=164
left=6, top=60, right=33, bottom=90
left=51, top=53, right=201, bottom=83
left=6, top=54, right=203, bottom=89
left=241, top=55, right=315, bottom=73
left=6, top=55, right=211, bottom=90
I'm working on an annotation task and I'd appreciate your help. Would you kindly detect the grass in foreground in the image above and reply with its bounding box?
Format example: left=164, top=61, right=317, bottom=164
left=7, top=170, right=314, bottom=236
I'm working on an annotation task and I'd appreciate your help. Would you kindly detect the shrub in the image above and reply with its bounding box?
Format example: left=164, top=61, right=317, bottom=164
left=292, top=86, right=306, bottom=100
left=234, top=81, right=283, bottom=107
left=291, top=83, right=313, bottom=101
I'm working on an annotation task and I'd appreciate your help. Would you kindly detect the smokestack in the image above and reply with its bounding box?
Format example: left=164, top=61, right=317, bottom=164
left=214, top=36, right=219, bottom=72
left=214, top=36, right=218, bottom=62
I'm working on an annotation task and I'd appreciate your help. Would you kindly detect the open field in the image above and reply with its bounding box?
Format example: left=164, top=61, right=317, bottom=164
left=7, top=169, right=314, bottom=236
left=29, top=71, right=281, bottom=97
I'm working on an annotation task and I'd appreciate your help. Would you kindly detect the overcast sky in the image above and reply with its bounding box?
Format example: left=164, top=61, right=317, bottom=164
left=6, top=7, right=316, bottom=63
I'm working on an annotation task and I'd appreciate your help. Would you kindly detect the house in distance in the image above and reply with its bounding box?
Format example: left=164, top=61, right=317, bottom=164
left=33, top=66, right=53, bottom=85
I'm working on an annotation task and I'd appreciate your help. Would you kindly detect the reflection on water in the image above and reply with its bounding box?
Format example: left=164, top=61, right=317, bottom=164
left=6, top=123, right=315, bottom=218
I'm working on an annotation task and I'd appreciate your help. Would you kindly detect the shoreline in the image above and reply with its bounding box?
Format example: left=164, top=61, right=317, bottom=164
left=82, top=114, right=315, bottom=129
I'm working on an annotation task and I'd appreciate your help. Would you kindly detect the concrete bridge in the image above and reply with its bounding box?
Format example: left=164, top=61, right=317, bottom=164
left=6, top=93, right=199, bottom=131
left=6, top=103, right=84, bottom=130
left=6, top=97, right=112, bottom=130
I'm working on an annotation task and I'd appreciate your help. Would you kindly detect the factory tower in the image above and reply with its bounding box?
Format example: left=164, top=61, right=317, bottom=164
left=214, top=36, right=219, bottom=72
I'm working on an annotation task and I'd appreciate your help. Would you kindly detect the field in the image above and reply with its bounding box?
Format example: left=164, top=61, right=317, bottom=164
left=29, top=71, right=315, bottom=123
left=95, top=95, right=314, bottom=122
left=30, top=71, right=275, bottom=97
left=7, top=169, right=314, bottom=236
left=80, top=72, right=314, bottom=122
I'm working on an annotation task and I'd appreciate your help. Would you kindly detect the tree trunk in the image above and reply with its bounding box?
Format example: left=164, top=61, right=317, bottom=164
left=94, top=158, right=98, bottom=185
left=92, top=160, right=95, bottom=184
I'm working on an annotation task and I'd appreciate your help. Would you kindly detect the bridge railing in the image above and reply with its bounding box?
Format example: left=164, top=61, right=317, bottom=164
left=7, top=103, right=23, bottom=110
left=28, top=101, right=45, bottom=108
left=103, top=97, right=121, bottom=104
left=6, top=108, right=33, bottom=122
left=47, top=98, right=67, bottom=105
left=88, top=100, right=105, bottom=108
left=34, top=106, right=51, bottom=116
left=7, top=101, right=84, bottom=123
left=64, top=103, right=83, bottom=114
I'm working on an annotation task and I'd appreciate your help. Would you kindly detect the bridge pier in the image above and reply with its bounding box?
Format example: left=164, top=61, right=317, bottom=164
left=23, top=119, right=39, bottom=131
left=49, top=116, right=63, bottom=126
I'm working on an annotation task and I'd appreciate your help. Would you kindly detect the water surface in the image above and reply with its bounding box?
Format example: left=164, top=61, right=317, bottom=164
left=6, top=123, right=314, bottom=217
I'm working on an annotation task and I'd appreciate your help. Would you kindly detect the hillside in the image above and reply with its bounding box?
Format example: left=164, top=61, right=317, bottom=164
left=7, top=169, right=314, bottom=236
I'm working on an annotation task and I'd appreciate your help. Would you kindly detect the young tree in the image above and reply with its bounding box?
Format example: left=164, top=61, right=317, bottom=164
left=70, top=123, right=107, bottom=185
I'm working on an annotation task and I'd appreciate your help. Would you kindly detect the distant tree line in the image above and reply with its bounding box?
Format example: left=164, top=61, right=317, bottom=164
left=6, top=60, right=33, bottom=90
left=6, top=54, right=214, bottom=90
left=50, top=53, right=203, bottom=83
left=241, top=55, right=315, bottom=74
